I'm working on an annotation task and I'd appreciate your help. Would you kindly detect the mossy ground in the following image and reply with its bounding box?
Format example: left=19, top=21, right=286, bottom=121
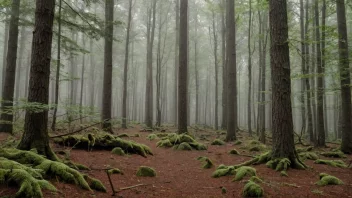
left=316, top=173, right=343, bottom=186
left=155, top=133, right=207, bottom=151
left=136, top=166, right=156, bottom=177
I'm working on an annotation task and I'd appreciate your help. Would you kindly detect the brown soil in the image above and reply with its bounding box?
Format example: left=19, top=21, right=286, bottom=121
left=1, top=126, right=351, bottom=198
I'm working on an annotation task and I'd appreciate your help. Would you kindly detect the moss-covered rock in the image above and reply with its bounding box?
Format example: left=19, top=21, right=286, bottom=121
left=299, top=152, right=319, bottom=161
left=211, top=139, right=225, bottom=146
left=234, top=140, right=242, bottom=145
left=242, top=181, right=264, bottom=197
left=107, top=168, right=123, bottom=175
left=175, top=142, right=193, bottom=151
left=320, top=151, right=346, bottom=158
left=315, top=159, right=347, bottom=168
left=212, top=165, right=235, bottom=178
left=111, top=147, right=126, bottom=156
left=221, top=187, right=227, bottom=194
left=233, top=166, right=257, bottom=181
left=197, top=157, right=214, bottom=169
left=157, top=139, right=173, bottom=147
left=136, top=166, right=156, bottom=177
left=147, top=134, right=158, bottom=141
left=229, top=149, right=239, bottom=155
left=117, top=133, right=130, bottom=138
left=155, top=133, right=206, bottom=150
left=316, top=173, right=343, bottom=186
left=249, top=176, right=263, bottom=183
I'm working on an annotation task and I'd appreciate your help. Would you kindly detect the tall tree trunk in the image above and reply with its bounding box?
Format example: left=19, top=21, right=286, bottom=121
left=314, top=0, right=326, bottom=147
left=221, top=0, right=227, bottom=130
left=122, top=0, right=133, bottom=129
left=174, top=0, right=180, bottom=126
left=211, top=10, right=219, bottom=130
left=299, top=0, right=306, bottom=134
left=247, top=0, right=252, bottom=135
left=51, top=0, right=62, bottom=131
left=226, top=0, right=237, bottom=141
left=321, top=0, right=328, bottom=137
left=79, top=34, right=85, bottom=126
left=178, top=0, right=188, bottom=133
left=304, top=0, right=314, bottom=144
left=89, top=38, right=95, bottom=115
left=336, top=0, right=352, bottom=153
left=269, top=0, right=301, bottom=166
left=194, top=9, right=199, bottom=125
left=1, top=14, right=9, bottom=96
left=101, top=0, right=114, bottom=132
left=15, top=26, right=26, bottom=102
left=0, top=0, right=21, bottom=134
left=17, top=0, right=57, bottom=160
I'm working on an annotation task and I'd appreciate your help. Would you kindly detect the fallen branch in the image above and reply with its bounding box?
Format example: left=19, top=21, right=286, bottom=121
left=106, top=170, right=117, bottom=196
left=118, top=184, right=147, bottom=192
left=50, top=122, right=101, bottom=138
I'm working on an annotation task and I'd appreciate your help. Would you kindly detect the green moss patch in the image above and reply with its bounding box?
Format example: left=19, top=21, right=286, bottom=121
left=136, top=166, right=156, bottom=177
left=117, top=133, right=130, bottom=138
left=299, top=152, right=319, bottom=161
left=320, top=151, right=346, bottom=158
left=234, top=140, right=242, bottom=145
left=316, top=173, right=343, bottom=186
left=233, top=166, right=257, bottom=181
left=175, top=142, right=193, bottom=151
left=242, top=181, right=264, bottom=197
left=211, top=139, right=225, bottom=146
left=229, top=149, right=239, bottom=155
left=111, top=147, right=125, bottom=156
left=155, top=133, right=206, bottom=151
left=107, top=168, right=123, bottom=175
left=147, top=134, right=158, bottom=141
left=197, top=157, right=214, bottom=169
left=315, top=159, right=347, bottom=168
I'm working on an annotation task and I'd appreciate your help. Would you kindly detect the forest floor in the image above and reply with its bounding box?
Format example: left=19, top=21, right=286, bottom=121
left=1, top=125, right=352, bottom=198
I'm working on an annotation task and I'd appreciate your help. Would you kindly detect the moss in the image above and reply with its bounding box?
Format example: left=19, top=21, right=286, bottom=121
left=197, top=157, right=214, bottom=169
left=249, top=145, right=266, bottom=152
left=189, top=142, right=207, bottom=150
left=157, top=139, right=173, bottom=148
left=176, top=142, right=193, bottom=151
left=212, top=165, right=235, bottom=178
left=233, top=166, right=257, bottom=181
left=179, top=134, right=195, bottom=143
left=234, top=140, right=242, bottom=145
left=299, top=152, right=319, bottom=161
left=266, top=158, right=291, bottom=172
left=221, top=187, right=227, bottom=194
left=249, top=140, right=261, bottom=145
left=242, top=181, right=264, bottom=197
left=211, top=139, right=225, bottom=146
left=134, top=134, right=141, bottom=137
left=111, top=147, right=126, bottom=156
left=229, top=149, right=239, bottom=155
left=249, top=176, right=263, bottom=183
left=315, top=159, right=347, bottom=168
left=83, top=175, right=107, bottom=192
left=296, top=146, right=313, bottom=153
left=147, top=134, right=159, bottom=141
left=320, top=151, right=346, bottom=158
left=136, top=166, right=156, bottom=177
left=280, top=171, right=288, bottom=177
left=117, top=133, right=130, bottom=138
left=108, top=168, right=123, bottom=175
left=74, top=163, right=90, bottom=170
left=316, top=173, right=343, bottom=186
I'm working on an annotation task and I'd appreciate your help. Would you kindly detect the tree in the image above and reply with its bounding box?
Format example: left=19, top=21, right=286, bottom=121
left=17, top=0, right=57, bottom=160
left=225, top=0, right=237, bottom=141
left=178, top=0, right=188, bottom=133
left=336, top=0, right=352, bottom=153
left=174, top=0, right=180, bottom=126
left=314, top=0, right=325, bottom=147
left=122, top=0, right=133, bottom=129
left=269, top=0, right=303, bottom=167
left=221, top=0, right=227, bottom=130
left=211, top=9, right=219, bottom=130
left=247, top=0, right=252, bottom=136
left=101, top=0, right=114, bottom=132
left=0, top=0, right=21, bottom=134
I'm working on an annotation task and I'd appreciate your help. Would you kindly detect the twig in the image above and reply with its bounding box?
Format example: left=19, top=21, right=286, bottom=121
left=49, top=122, right=101, bottom=138
left=118, top=184, right=147, bottom=192
left=106, top=170, right=117, bottom=196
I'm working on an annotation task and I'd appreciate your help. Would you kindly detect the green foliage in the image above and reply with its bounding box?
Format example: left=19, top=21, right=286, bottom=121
left=211, top=139, right=225, bottom=146
left=136, top=166, right=156, bottom=177
left=242, top=181, right=264, bottom=197
left=315, top=159, right=347, bottom=168
left=316, top=173, right=343, bottom=186
left=233, top=166, right=257, bottom=181
left=111, top=147, right=125, bottom=156
left=299, top=152, right=319, bottom=161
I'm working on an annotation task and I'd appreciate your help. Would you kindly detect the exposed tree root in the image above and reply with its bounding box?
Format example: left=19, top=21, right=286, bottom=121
left=0, top=148, right=106, bottom=198
left=53, top=133, right=153, bottom=157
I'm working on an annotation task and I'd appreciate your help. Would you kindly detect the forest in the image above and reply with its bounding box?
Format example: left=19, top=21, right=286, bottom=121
left=0, top=0, right=351, bottom=197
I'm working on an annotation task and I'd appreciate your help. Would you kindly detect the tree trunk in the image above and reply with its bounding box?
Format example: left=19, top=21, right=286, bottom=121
left=211, top=10, right=219, bottom=130
left=15, top=26, right=26, bottom=102
left=101, top=0, right=114, bottom=132
left=17, top=0, right=57, bottom=160
left=194, top=9, right=199, bottom=125
left=226, top=0, right=237, bottom=141
left=79, top=34, right=85, bottom=126
left=178, top=0, right=188, bottom=133
left=122, top=0, right=133, bottom=129
left=336, top=0, right=352, bottom=153
left=221, top=0, right=227, bottom=130
left=0, top=0, right=21, bottom=134
left=269, top=0, right=300, bottom=165
left=314, top=0, right=326, bottom=147
left=51, top=0, right=62, bottom=131
left=321, top=0, right=328, bottom=137
left=174, top=0, right=180, bottom=126
left=299, top=0, right=306, bottom=134
left=1, top=14, right=9, bottom=97
left=247, top=0, right=252, bottom=135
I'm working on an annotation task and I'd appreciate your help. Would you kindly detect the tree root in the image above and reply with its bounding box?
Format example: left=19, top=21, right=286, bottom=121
left=0, top=148, right=106, bottom=198
left=53, top=133, right=153, bottom=157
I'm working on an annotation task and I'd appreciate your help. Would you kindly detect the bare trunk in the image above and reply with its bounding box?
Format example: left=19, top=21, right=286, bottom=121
left=247, top=0, right=252, bottom=135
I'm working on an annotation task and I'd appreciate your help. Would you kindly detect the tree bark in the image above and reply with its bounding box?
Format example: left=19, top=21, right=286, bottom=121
left=174, top=0, right=180, bottom=126
left=299, top=0, right=306, bottom=134
left=221, top=0, right=227, bottom=130
left=247, top=0, right=252, bottom=136
left=1, top=14, right=9, bottom=97
left=15, top=26, right=26, bottom=102
left=336, top=0, right=352, bottom=153
left=122, top=0, right=133, bottom=129
left=211, top=10, right=219, bottom=130
left=0, top=0, right=21, bottom=134
left=17, top=0, right=57, bottom=160
left=225, top=0, right=237, bottom=141
left=101, top=0, right=114, bottom=132
left=178, top=0, right=188, bottom=133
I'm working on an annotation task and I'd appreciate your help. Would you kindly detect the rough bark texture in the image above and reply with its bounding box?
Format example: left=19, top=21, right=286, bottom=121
left=247, top=0, right=252, bottom=136
left=225, top=0, right=237, bottom=141
left=17, top=0, right=57, bottom=160
left=174, top=0, right=180, bottom=126
left=1, top=14, right=9, bottom=97
left=194, top=9, right=199, bottom=125
left=101, top=0, right=114, bottom=132
left=299, top=0, right=306, bottom=133
left=314, top=0, right=325, bottom=147
left=221, top=0, right=227, bottom=130
left=269, top=0, right=297, bottom=162
left=178, top=0, right=188, bottom=133
left=211, top=10, right=219, bottom=130
left=122, top=0, right=133, bottom=129
left=336, top=0, right=352, bottom=153
left=0, top=0, right=21, bottom=134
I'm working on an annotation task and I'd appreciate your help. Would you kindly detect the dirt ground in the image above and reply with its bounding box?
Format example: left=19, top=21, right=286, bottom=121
left=1, top=126, right=352, bottom=198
